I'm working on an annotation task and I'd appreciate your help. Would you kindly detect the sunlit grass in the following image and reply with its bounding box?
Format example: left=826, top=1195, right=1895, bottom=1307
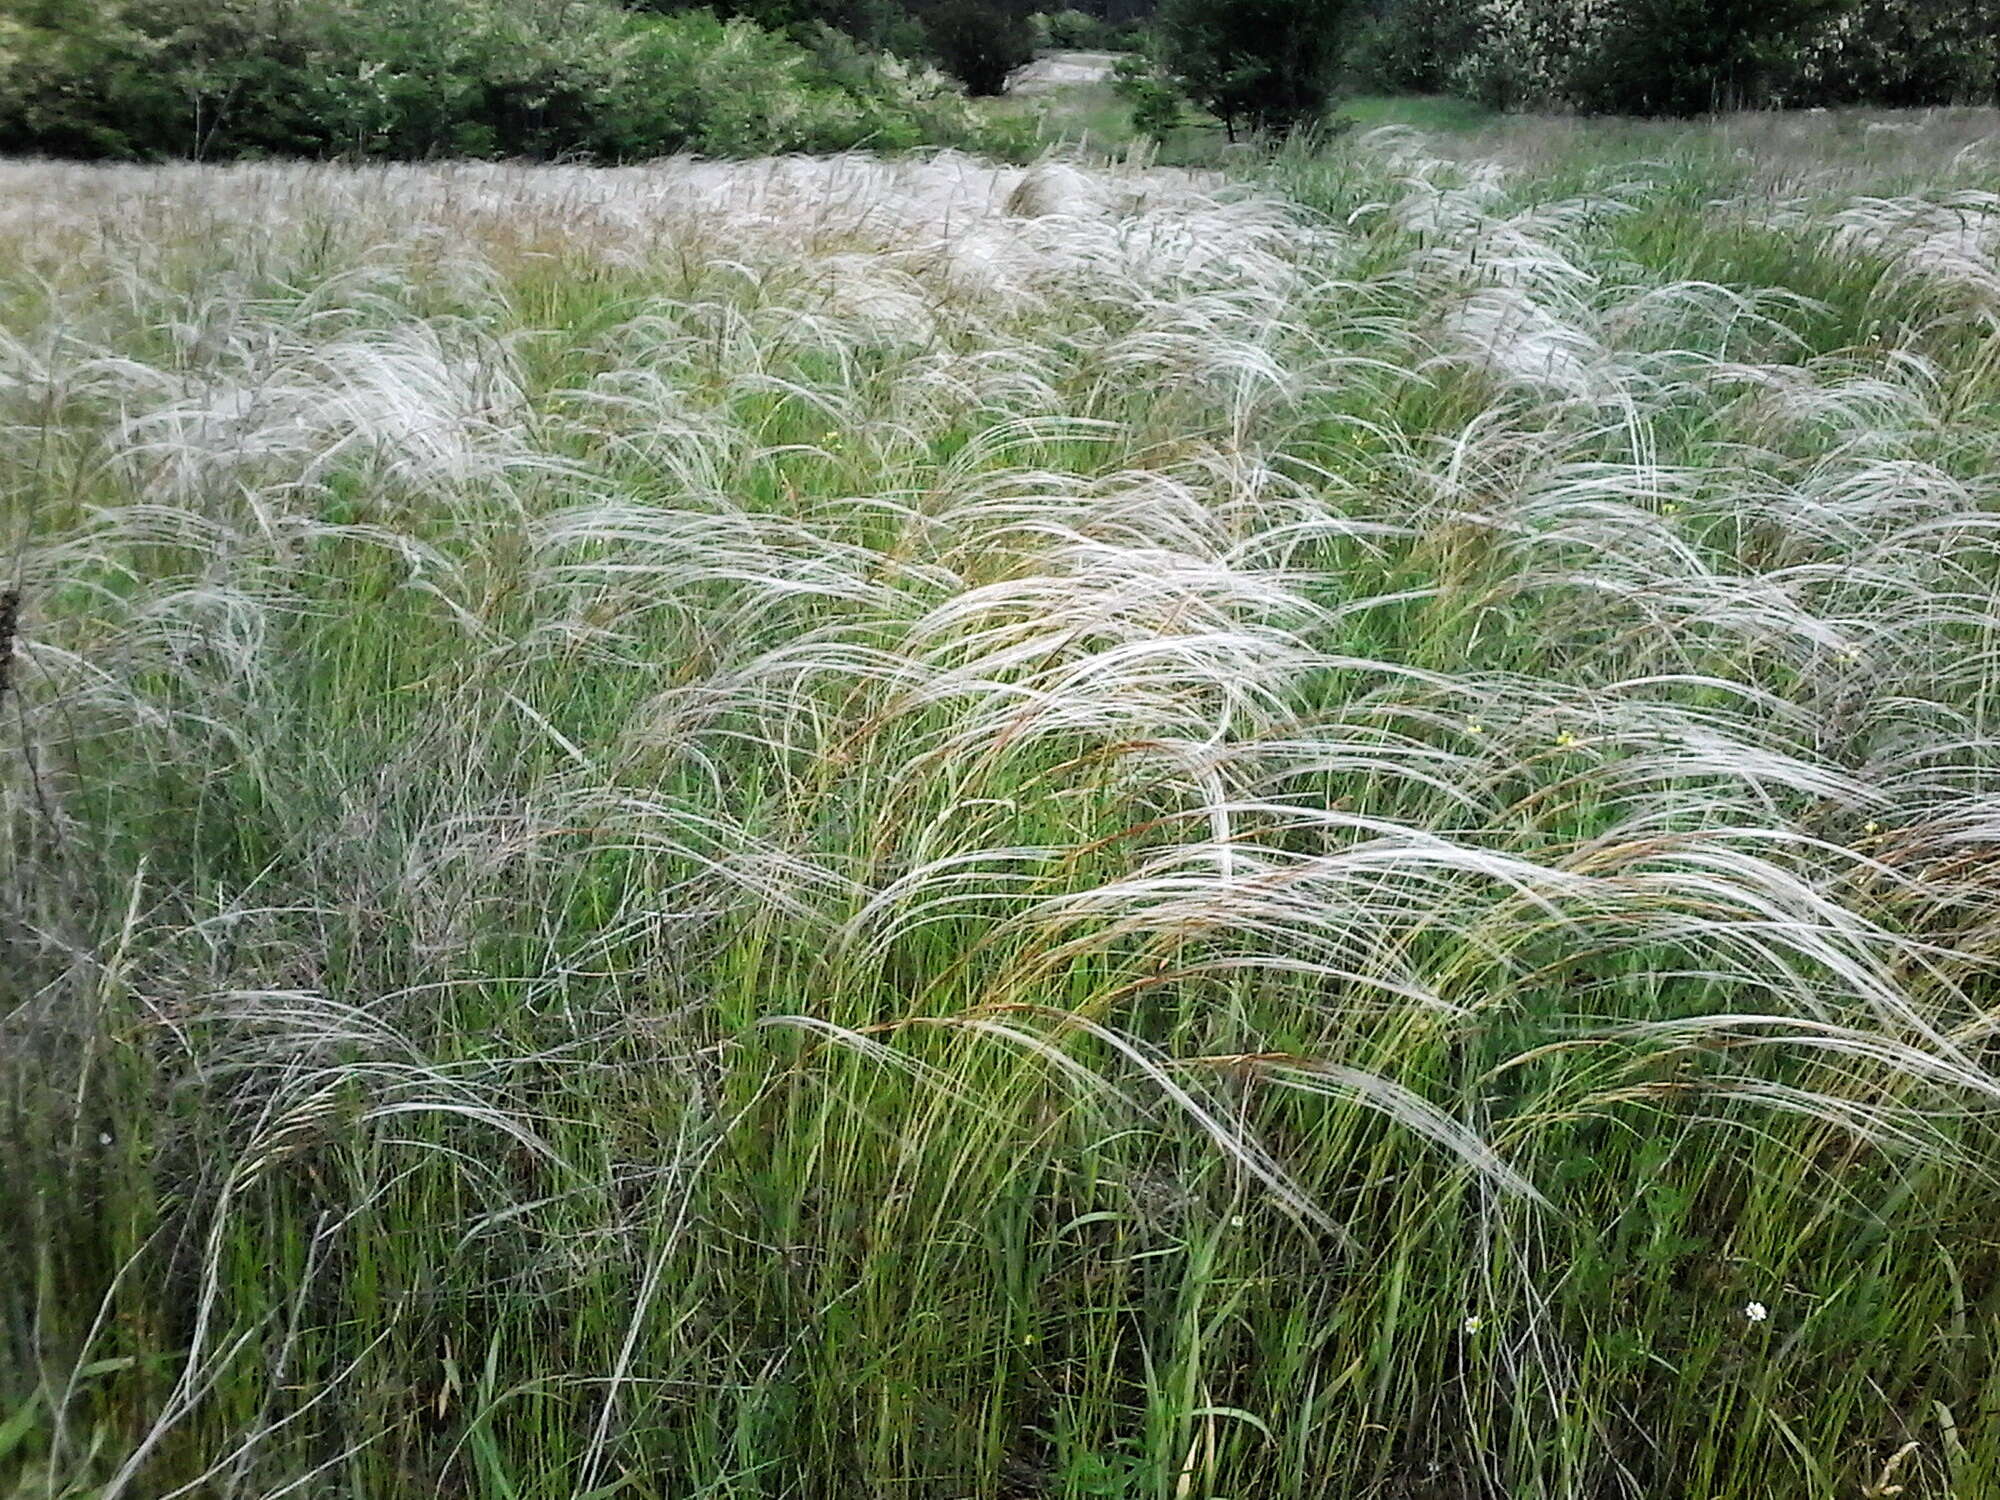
left=1334, top=93, right=1499, bottom=133
left=982, top=75, right=1238, bottom=165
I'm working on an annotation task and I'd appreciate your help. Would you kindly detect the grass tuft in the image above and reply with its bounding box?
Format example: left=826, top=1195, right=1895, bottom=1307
left=7, top=121, right=2000, bottom=1497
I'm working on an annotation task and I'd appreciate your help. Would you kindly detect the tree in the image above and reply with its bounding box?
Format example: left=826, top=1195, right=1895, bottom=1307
left=919, top=0, right=1036, bottom=94
left=1789, top=0, right=2000, bottom=107
left=1156, top=0, right=1354, bottom=137
left=1568, top=0, right=1842, bottom=114
left=1346, top=0, right=1484, bottom=94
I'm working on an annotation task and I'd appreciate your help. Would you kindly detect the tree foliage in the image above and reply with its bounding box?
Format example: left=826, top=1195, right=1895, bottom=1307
left=640, top=0, right=930, bottom=57
left=1791, top=0, right=2000, bottom=106
left=1156, top=0, right=1354, bottom=136
left=644, top=0, right=1045, bottom=93
left=1566, top=0, right=1843, bottom=114
left=1345, top=0, right=1482, bottom=93
left=1427, top=0, right=1999, bottom=114
left=918, top=0, right=1036, bottom=95
left=0, top=0, right=1021, bottom=160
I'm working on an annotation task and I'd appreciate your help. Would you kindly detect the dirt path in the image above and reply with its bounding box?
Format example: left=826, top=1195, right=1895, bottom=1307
left=1007, top=50, right=1120, bottom=94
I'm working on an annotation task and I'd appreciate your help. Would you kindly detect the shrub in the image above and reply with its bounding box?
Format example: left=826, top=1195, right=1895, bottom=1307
left=1450, top=0, right=1843, bottom=115
left=1789, top=0, right=2000, bottom=106
left=1345, top=0, right=1483, bottom=93
left=1567, top=0, right=1840, bottom=114
left=0, top=0, right=1003, bottom=160
left=1041, top=7, right=1107, bottom=46
left=1106, top=48, right=1183, bottom=140
left=1129, top=76, right=1181, bottom=139
left=1157, top=0, right=1355, bottom=137
left=1448, top=0, right=1598, bottom=110
left=920, top=0, right=1037, bottom=94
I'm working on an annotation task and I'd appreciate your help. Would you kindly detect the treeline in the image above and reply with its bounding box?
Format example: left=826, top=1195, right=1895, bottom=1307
left=1117, top=0, right=1999, bottom=146
left=0, top=0, right=1131, bottom=161
left=1351, top=0, right=2000, bottom=114
left=4, top=0, right=1993, bottom=167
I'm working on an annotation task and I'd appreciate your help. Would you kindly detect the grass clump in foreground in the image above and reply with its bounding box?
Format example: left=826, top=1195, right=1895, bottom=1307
left=5, top=122, right=2000, bottom=1498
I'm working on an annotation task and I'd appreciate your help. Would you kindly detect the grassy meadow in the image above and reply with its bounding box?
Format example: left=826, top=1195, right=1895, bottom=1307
left=8, top=109, right=2000, bottom=1498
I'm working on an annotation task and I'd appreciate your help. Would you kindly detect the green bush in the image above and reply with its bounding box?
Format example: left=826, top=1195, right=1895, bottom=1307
left=1157, top=0, right=1355, bottom=137
left=0, top=0, right=1004, bottom=161
left=1345, top=0, right=1482, bottom=93
left=1565, top=0, right=1839, bottom=114
left=1444, top=0, right=1871, bottom=115
left=920, top=0, right=1036, bottom=95
left=1040, top=7, right=1107, bottom=46
left=1789, top=0, right=2000, bottom=106
left=1107, top=49, right=1183, bottom=139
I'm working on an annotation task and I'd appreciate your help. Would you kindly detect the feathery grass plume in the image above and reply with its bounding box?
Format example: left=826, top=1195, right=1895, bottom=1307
left=8, top=116, right=2000, bottom=1499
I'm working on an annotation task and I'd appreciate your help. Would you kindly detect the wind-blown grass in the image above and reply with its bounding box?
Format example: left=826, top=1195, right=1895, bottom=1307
left=5, top=121, right=2000, bottom=1497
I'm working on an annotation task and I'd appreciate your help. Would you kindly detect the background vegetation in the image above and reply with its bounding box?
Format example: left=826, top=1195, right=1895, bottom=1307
left=1354, top=0, right=2000, bottom=113
left=7, top=0, right=2000, bottom=168
left=0, top=0, right=1036, bottom=160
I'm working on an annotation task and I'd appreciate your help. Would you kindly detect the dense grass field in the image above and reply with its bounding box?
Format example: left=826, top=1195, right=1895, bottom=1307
left=8, top=111, right=2000, bottom=1498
